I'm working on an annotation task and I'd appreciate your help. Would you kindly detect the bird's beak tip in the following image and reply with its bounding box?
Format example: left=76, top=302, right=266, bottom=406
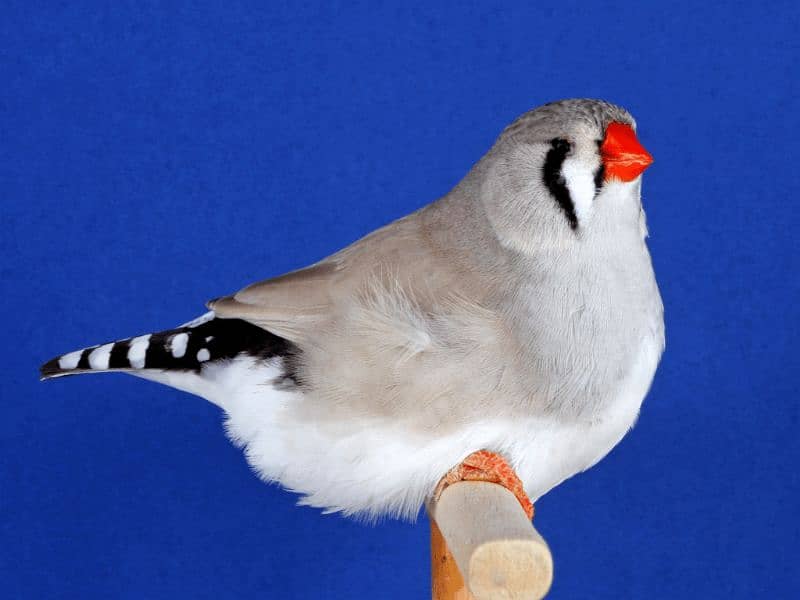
left=601, top=122, right=653, bottom=182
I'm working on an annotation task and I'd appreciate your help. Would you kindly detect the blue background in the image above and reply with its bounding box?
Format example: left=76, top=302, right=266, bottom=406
left=2, top=2, right=798, bottom=598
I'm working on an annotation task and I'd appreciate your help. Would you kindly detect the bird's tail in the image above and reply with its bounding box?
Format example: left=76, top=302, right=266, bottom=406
left=39, top=312, right=294, bottom=405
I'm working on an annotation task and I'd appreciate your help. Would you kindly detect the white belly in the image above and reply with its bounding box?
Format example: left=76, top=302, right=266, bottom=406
left=512, top=333, right=662, bottom=500
left=219, top=333, right=661, bottom=520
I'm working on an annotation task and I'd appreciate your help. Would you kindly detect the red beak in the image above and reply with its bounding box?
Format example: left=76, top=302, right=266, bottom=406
left=600, top=122, right=653, bottom=182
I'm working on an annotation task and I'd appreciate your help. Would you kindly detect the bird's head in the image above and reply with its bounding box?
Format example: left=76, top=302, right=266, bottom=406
left=477, top=99, right=653, bottom=253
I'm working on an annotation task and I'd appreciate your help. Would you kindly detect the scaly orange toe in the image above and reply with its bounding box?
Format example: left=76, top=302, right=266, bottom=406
left=434, top=449, right=534, bottom=520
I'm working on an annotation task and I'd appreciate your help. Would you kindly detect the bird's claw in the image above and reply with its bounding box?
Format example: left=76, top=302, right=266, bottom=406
left=434, top=449, right=534, bottom=520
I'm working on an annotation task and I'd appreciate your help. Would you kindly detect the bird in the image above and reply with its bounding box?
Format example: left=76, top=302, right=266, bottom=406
left=40, top=99, right=664, bottom=522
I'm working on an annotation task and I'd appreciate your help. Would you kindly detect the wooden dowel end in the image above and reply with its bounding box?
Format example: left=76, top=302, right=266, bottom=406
left=429, top=481, right=553, bottom=600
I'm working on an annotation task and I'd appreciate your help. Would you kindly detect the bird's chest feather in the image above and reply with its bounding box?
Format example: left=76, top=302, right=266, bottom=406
left=511, top=242, right=664, bottom=420
left=501, top=247, right=663, bottom=498
left=510, top=328, right=662, bottom=501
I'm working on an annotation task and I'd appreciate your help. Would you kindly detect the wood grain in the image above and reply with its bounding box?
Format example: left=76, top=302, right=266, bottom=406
left=429, top=481, right=553, bottom=600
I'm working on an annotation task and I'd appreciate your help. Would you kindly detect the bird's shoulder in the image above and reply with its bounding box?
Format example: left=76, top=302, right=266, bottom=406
left=208, top=209, right=468, bottom=342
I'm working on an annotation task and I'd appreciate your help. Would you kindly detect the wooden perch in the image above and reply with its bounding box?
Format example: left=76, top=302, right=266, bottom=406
left=429, top=481, right=553, bottom=600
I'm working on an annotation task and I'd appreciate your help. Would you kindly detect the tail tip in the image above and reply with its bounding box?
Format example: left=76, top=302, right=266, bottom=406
left=39, top=357, right=64, bottom=380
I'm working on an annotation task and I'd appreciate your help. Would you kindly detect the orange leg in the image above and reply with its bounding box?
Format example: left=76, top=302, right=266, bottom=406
left=434, top=450, right=534, bottom=520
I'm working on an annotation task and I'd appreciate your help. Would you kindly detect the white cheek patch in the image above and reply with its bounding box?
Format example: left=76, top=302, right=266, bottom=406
left=561, top=157, right=597, bottom=225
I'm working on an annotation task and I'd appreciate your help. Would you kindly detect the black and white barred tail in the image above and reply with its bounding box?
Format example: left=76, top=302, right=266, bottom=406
left=39, top=312, right=293, bottom=381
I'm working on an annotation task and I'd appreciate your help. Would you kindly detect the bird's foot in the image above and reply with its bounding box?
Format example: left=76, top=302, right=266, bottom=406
left=434, top=449, right=534, bottom=520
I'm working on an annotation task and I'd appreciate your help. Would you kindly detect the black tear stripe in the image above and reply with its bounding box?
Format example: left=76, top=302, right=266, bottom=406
left=593, top=166, right=605, bottom=195
left=593, top=139, right=605, bottom=195
left=542, top=138, right=578, bottom=230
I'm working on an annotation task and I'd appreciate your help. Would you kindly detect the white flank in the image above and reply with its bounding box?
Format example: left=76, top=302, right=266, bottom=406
left=88, top=343, right=114, bottom=370
left=128, top=334, right=151, bottom=368
left=128, top=333, right=661, bottom=521
left=170, top=333, right=189, bottom=358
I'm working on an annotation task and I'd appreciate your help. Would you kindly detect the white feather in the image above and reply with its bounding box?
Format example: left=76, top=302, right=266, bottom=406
left=127, top=334, right=151, bottom=369
left=88, top=343, right=114, bottom=370
left=169, top=333, right=189, bottom=358
left=58, top=350, right=82, bottom=370
left=213, top=329, right=659, bottom=521
left=561, top=155, right=597, bottom=225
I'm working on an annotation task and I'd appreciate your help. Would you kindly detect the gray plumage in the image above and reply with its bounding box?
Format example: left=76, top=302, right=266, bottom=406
left=42, top=99, right=664, bottom=519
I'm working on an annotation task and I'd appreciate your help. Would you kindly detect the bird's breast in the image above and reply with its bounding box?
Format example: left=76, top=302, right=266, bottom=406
left=510, top=243, right=664, bottom=421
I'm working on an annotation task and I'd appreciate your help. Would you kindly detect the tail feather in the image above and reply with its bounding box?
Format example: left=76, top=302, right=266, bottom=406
left=40, top=311, right=294, bottom=382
